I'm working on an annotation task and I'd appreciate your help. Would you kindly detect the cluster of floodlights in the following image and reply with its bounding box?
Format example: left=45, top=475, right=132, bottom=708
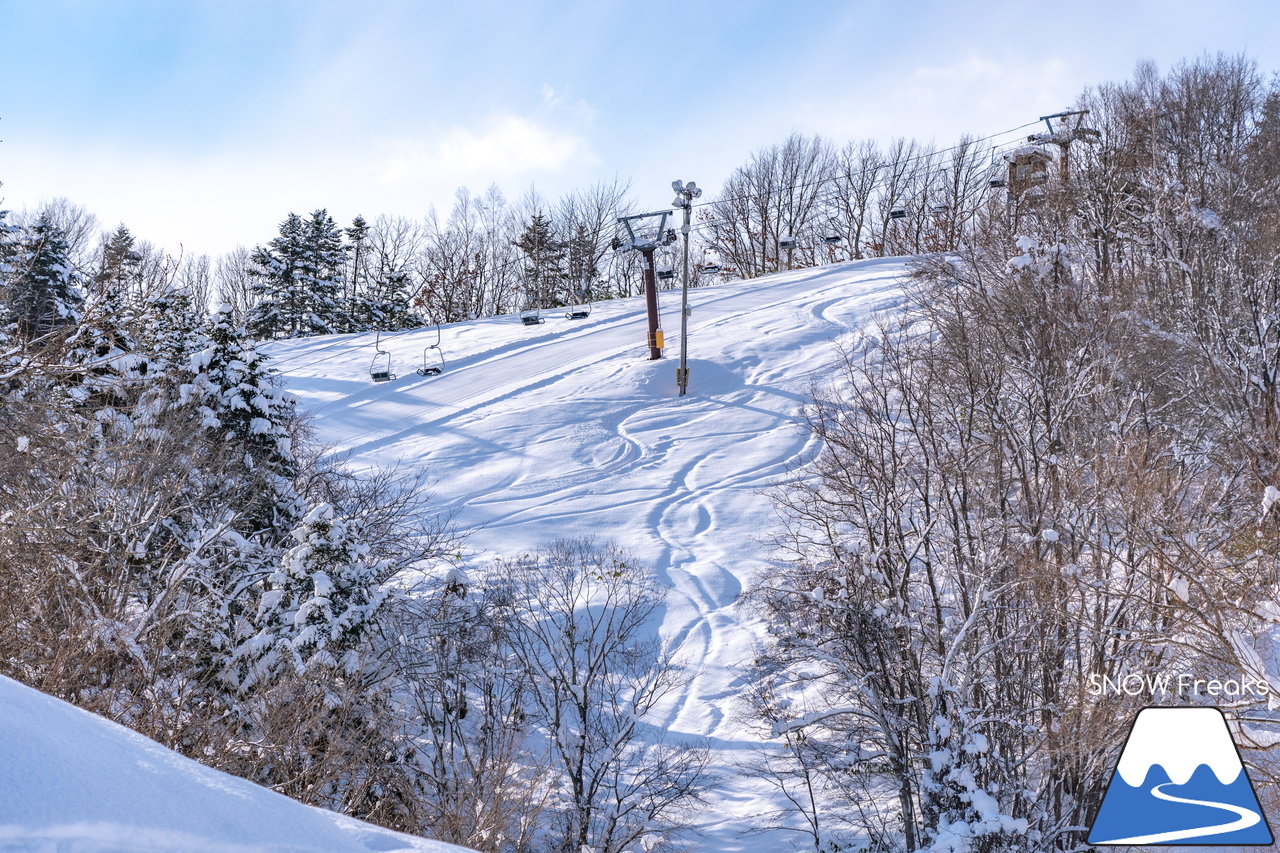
left=672, top=179, right=702, bottom=207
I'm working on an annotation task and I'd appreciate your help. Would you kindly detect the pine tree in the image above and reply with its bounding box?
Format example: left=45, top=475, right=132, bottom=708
left=62, top=269, right=142, bottom=411
left=158, top=305, right=307, bottom=722
left=0, top=211, right=20, bottom=350
left=3, top=216, right=83, bottom=339
left=187, top=303, right=301, bottom=532
left=231, top=503, right=389, bottom=692
left=247, top=212, right=303, bottom=339
left=564, top=223, right=598, bottom=305
left=95, top=224, right=142, bottom=300
left=363, top=267, right=420, bottom=330
left=246, top=210, right=349, bottom=339
left=302, top=209, right=347, bottom=334
left=135, top=285, right=204, bottom=377
left=514, top=212, right=566, bottom=309
left=346, top=214, right=369, bottom=325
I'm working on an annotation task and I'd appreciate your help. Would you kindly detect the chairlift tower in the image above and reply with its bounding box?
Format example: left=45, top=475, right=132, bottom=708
left=616, top=210, right=676, bottom=360
left=1031, top=110, right=1101, bottom=184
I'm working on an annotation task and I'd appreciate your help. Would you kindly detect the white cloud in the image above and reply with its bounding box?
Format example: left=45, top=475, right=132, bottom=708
left=540, top=84, right=599, bottom=124
left=6, top=138, right=383, bottom=261
left=897, top=55, right=1075, bottom=123
left=1, top=111, right=603, bottom=261
left=785, top=53, right=1078, bottom=146
left=380, top=115, right=596, bottom=184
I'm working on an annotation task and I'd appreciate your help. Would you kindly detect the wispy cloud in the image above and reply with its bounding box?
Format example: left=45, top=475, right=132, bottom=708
left=897, top=55, right=1074, bottom=121
left=540, top=84, right=599, bottom=124
left=781, top=52, right=1078, bottom=147
left=380, top=115, right=596, bottom=184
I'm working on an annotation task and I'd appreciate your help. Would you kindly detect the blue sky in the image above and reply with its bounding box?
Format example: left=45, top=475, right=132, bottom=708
left=2, top=0, right=1277, bottom=259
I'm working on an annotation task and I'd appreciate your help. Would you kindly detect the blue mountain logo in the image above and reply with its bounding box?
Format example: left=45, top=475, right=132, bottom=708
left=1088, top=706, right=1273, bottom=846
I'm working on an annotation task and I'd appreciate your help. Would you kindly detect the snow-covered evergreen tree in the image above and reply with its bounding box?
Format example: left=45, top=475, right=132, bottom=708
left=3, top=215, right=83, bottom=339
left=246, top=212, right=301, bottom=339
left=186, top=303, right=301, bottom=531
left=231, top=503, right=389, bottom=692
left=94, top=224, right=143, bottom=300
left=346, top=213, right=369, bottom=323
left=246, top=210, right=349, bottom=339
left=303, top=209, right=348, bottom=332
left=134, top=285, right=204, bottom=377
left=0, top=211, right=20, bottom=353
left=58, top=265, right=147, bottom=420
left=564, top=222, right=598, bottom=305
left=363, top=267, right=421, bottom=330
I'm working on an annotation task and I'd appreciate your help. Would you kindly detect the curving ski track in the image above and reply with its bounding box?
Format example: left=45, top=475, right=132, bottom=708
left=1096, top=782, right=1263, bottom=845
left=270, top=258, right=908, bottom=850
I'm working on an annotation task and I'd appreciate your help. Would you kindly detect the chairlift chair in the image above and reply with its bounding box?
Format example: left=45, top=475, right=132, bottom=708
left=417, top=322, right=446, bottom=376
left=823, top=235, right=844, bottom=245
left=519, top=278, right=546, bottom=326
left=657, top=268, right=676, bottom=281
left=987, top=155, right=1009, bottom=188
left=370, top=330, right=396, bottom=383
left=889, top=207, right=907, bottom=220
left=701, top=263, right=722, bottom=274
left=564, top=284, right=593, bottom=319
left=779, top=237, right=799, bottom=251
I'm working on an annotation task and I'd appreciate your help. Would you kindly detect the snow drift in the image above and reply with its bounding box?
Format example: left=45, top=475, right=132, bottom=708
left=0, top=674, right=469, bottom=853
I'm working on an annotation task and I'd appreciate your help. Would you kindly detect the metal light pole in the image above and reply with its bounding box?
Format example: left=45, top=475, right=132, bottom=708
left=672, top=179, right=702, bottom=395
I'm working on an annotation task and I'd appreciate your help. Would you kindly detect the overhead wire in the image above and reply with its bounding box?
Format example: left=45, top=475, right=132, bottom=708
left=683, top=119, right=1041, bottom=215
left=266, top=242, right=547, bottom=374
left=672, top=124, right=1044, bottom=262
left=268, top=118, right=1046, bottom=375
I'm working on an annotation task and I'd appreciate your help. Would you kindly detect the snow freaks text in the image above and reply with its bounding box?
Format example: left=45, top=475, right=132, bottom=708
left=1087, top=673, right=1272, bottom=698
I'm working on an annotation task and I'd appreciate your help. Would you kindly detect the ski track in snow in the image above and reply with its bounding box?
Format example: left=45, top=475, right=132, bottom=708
left=1096, top=782, right=1262, bottom=845
left=272, top=258, right=908, bottom=850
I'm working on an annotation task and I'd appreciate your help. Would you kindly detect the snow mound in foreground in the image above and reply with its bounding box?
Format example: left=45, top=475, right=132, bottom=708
left=0, top=675, right=469, bottom=853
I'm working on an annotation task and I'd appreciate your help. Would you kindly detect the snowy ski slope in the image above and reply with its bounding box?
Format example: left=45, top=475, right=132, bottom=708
left=0, top=674, right=470, bottom=853
left=270, top=258, right=909, bottom=849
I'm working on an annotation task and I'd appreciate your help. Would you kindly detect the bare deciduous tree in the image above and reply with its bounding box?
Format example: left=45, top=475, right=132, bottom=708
left=499, top=540, right=709, bottom=853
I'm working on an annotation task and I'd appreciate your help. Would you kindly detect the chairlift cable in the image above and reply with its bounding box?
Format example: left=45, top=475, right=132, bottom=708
left=271, top=249, right=536, bottom=374
left=268, top=119, right=1047, bottom=375
left=683, top=120, right=1041, bottom=214
left=671, top=131, right=1038, bottom=245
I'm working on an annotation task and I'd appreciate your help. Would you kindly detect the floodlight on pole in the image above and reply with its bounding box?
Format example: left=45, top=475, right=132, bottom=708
left=672, top=179, right=702, bottom=396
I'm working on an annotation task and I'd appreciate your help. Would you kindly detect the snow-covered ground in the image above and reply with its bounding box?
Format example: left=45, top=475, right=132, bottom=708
left=0, top=674, right=470, bottom=853
left=270, top=258, right=908, bottom=850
